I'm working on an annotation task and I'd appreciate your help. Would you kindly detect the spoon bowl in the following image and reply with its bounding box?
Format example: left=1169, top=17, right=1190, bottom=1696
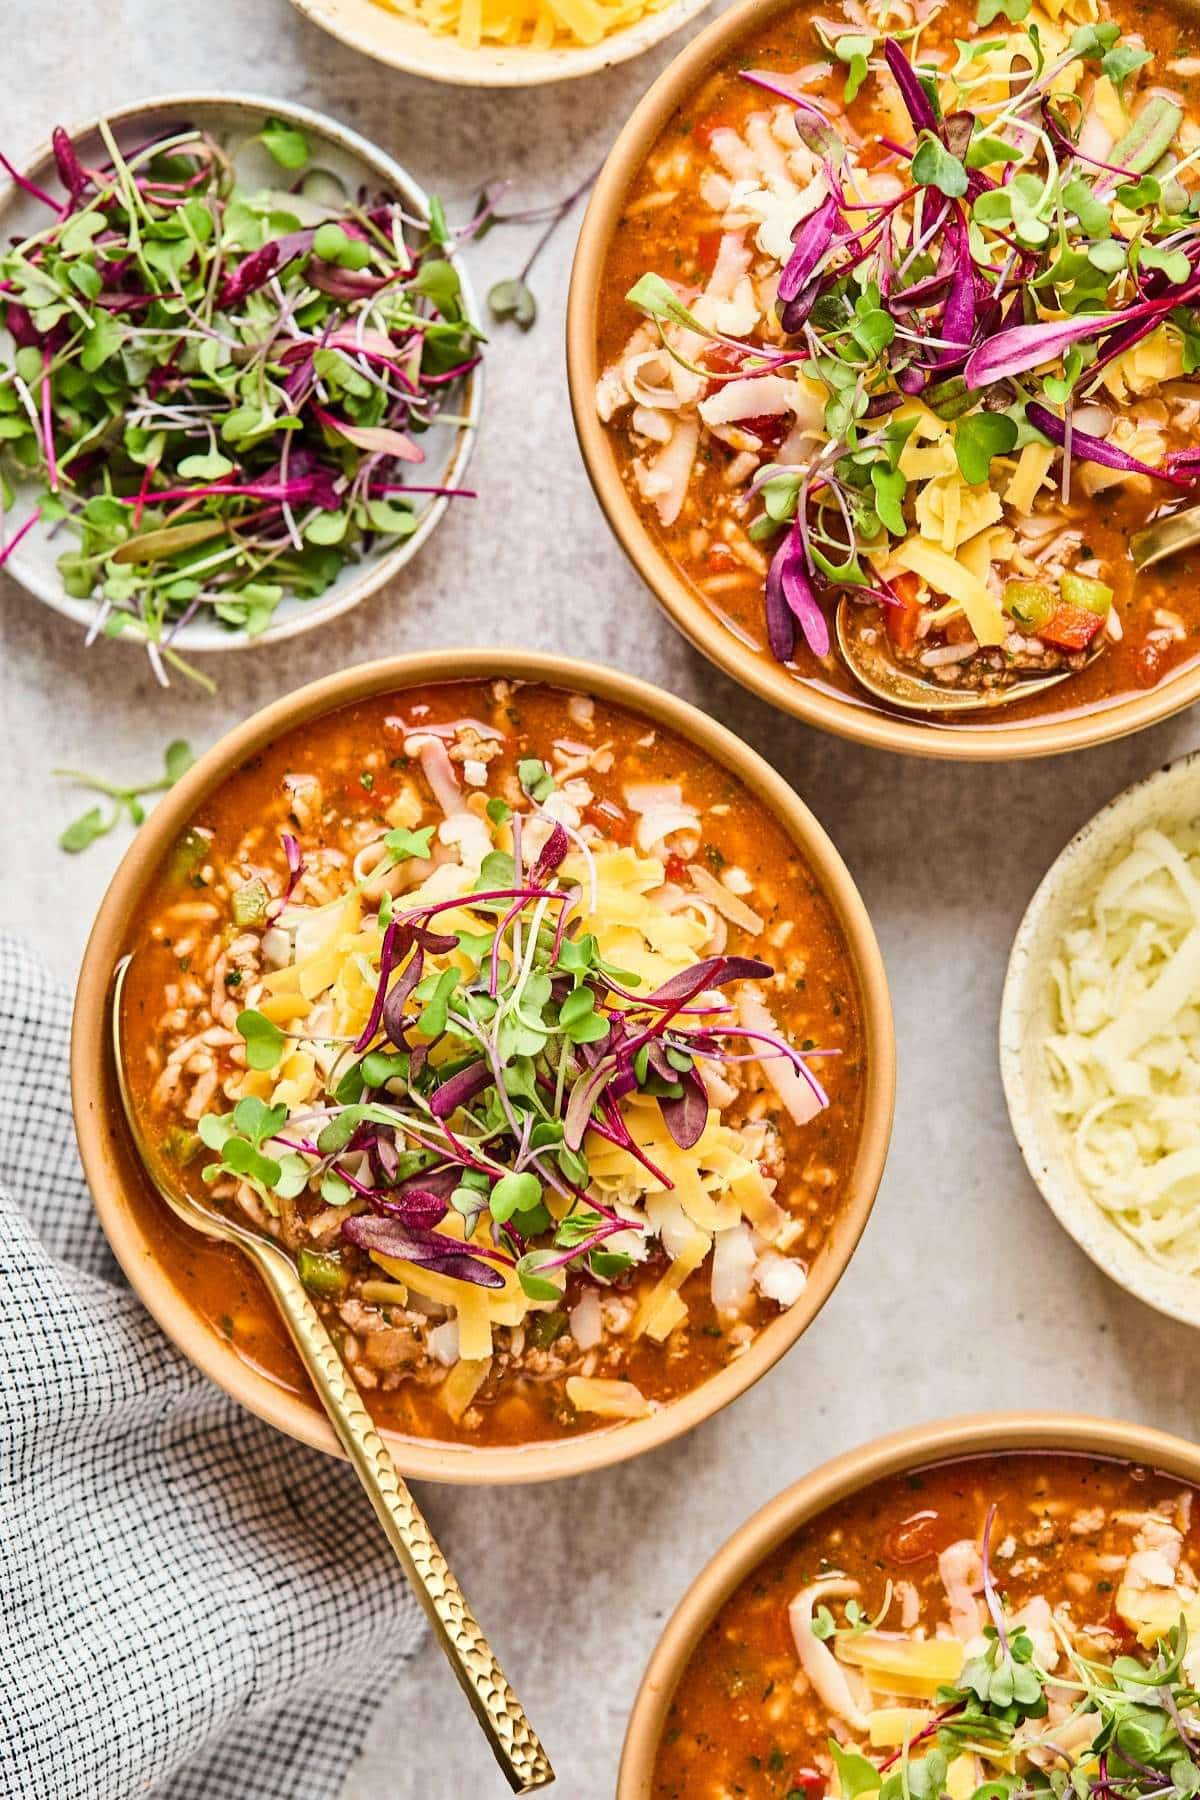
left=109, top=953, right=553, bottom=1796
left=1130, top=504, right=1200, bottom=572
left=835, top=598, right=1094, bottom=717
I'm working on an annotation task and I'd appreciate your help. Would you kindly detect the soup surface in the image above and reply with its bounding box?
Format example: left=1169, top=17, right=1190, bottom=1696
left=121, top=680, right=866, bottom=1447
left=596, top=0, right=1200, bottom=728
left=652, top=1451, right=1200, bottom=1797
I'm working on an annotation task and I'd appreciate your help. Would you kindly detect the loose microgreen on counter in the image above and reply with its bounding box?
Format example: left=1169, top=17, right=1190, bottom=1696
left=56, top=737, right=194, bottom=851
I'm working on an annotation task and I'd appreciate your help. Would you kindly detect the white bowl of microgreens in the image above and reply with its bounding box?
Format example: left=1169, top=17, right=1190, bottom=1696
left=0, top=95, right=482, bottom=684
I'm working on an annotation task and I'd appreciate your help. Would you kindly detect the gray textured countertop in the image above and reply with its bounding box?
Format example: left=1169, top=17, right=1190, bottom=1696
left=4, top=5, right=1200, bottom=1795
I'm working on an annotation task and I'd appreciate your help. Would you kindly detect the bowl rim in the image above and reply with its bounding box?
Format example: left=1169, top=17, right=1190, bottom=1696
left=565, top=0, right=1200, bottom=762
left=70, top=647, right=896, bottom=1485
left=616, top=1410, right=1200, bottom=1796
left=0, top=91, right=481, bottom=653
left=287, top=0, right=718, bottom=87
left=999, top=749, right=1200, bottom=1330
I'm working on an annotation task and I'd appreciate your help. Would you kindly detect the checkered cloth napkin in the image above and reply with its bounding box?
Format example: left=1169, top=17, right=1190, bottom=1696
left=0, top=935, right=425, bottom=1799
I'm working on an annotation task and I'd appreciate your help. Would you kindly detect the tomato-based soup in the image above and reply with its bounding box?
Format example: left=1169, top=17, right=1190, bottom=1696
left=596, top=0, right=1200, bottom=727
left=652, top=1452, right=1200, bottom=1797
left=121, top=680, right=865, bottom=1447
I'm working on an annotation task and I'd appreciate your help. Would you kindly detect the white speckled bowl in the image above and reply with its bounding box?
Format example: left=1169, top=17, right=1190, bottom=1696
left=0, top=95, right=480, bottom=653
left=1000, top=751, right=1200, bottom=1328
left=290, top=0, right=717, bottom=86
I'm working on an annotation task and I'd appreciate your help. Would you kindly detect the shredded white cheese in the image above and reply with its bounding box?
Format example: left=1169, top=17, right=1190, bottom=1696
left=1043, top=825, right=1200, bottom=1274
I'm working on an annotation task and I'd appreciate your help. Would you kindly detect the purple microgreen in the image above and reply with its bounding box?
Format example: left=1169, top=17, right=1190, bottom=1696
left=767, top=528, right=831, bottom=661
left=779, top=195, right=843, bottom=306
left=658, top=1064, right=709, bottom=1149
left=341, top=1214, right=507, bottom=1287
left=883, top=37, right=940, bottom=135
left=645, top=957, right=774, bottom=1003
left=429, top=1059, right=494, bottom=1120
left=979, top=1503, right=1009, bottom=1652
left=1026, top=400, right=1190, bottom=485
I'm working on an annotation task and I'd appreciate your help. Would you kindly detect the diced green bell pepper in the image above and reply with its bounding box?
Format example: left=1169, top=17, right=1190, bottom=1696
left=1059, top=572, right=1113, bottom=616
left=297, top=1250, right=350, bottom=1299
left=168, top=826, right=210, bottom=884
left=529, top=1310, right=567, bottom=1349
left=231, top=877, right=270, bottom=928
left=1004, top=580, right=1054, bottom=629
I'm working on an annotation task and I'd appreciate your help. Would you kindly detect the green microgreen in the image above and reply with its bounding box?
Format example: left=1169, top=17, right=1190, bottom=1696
left=976, top=0, right=1030, bottom=24
left=833, top=33, right=874, bottom=103
left=383, top=825, right=436, bottom=865
left=55, top=738, right=194, bottom=852
left=236, top=1008, right=287, bottom=1071
left=911, top=133, right=968, bottom=198
left=517, top=757, right=555, bottom=803
left=482, top=170, right=595, bottom=333
left=199, top=1095, right=307, bottom=1207
left=954, top=412, right=1020, bottom=485
left=259, top=118, right=310, bottom=170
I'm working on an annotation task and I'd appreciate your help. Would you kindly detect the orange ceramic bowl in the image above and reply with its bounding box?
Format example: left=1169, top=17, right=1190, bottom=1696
left=617, top=1411, right=1200, bottom=1794
left=566, top=0, right=1200, bottom=761
left=71, top=649, right=894, bottom=1485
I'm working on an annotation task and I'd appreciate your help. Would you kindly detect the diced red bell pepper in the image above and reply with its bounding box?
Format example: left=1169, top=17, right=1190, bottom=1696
left=701, top=341, right=745, bottom=377
left=696, top=229, right=723, bottom=276
left=738, top=412, right=791, bottom=448
left=1036, top=603, right=1106, bottom=652
left=584, top=798, right=630, bottom=843
left=788, top=1773, right=825, bottom=1800
left=882, top=1509, right=941, bottom=1564
left=884, top=572, right=922, bottom=654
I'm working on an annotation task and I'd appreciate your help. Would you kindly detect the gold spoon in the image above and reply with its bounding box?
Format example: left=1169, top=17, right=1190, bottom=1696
left=111, top=953, right=554, bottom=1795
left=1130, top=505, right=1200, bottom=572
left=835, top=597, right=1096, bottom=716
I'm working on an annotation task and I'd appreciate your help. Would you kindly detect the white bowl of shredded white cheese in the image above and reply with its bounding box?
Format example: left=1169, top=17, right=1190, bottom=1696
left=1001, top=752, right=1200, bottom=1327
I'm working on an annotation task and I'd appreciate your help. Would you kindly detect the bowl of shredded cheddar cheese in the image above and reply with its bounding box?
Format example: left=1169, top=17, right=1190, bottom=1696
left=289, top=0, right=716, bottom=85
left=1001, top=753, right=1200, bottom=1327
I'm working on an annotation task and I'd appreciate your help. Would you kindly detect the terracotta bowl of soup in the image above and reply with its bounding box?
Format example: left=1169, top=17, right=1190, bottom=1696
left=618, top=1412, right=1200, bottom=1796
left=567, top=0, right=1200, bottom=760
left=71, top=651, right=894, bottom=1484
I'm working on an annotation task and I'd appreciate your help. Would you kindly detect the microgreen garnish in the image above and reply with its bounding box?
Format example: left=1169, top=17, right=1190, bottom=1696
left=955, top=412, right=1020, bottom=485
left=910, top=133, right=968, bottom=198
left=0, top=117, right=481, bottom=681
left=196, top=804, right=829, bottom=1294
left=199, top=1096, right=308, bottom=1211
left=383, top=825, right=436, bottom=864
left=811, top=1582, right=895, bottom=1640
left=844, top=1505, right=1200, bottom=1800
left=55, top=737, right=194, bottom=851
left=236, top=1008, right=286, bottom=1072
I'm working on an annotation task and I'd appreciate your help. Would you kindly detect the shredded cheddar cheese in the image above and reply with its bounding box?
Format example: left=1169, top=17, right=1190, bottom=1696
left=1043, top=824, right=1200, bottom=1276
left=369, top=0, right=674, bottom=52
left=565, top=1376, right=651, bottom=1418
